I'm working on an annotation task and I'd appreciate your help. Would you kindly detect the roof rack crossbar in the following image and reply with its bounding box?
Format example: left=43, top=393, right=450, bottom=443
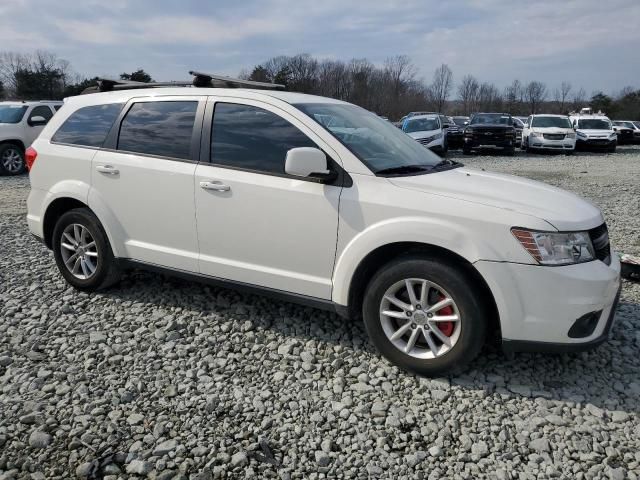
left=189, top=71, right=285, bottom=90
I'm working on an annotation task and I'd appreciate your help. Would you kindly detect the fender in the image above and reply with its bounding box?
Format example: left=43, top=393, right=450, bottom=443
left=86, top=186, right=128, bottom=258
left=331, top=216, right=510, bottom=306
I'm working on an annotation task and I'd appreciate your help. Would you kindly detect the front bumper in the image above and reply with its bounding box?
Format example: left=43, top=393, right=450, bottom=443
left=475, top=254, right=621, bottom=350
left=576, top=138, right=616, bottom=150
left=529, top=136, right=576, bottom=151
left=464, top=136, right=515, bottom=150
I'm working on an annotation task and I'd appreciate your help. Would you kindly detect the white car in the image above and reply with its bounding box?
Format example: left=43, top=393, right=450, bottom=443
left=26, top=77, right=621, bottom=375
left=521, top=114, right=576, bottom=153
left=569, top=109, right=617, bottom=152
left=401, top=114, right=447, bottom=156
left=0, top=101, right=62, bottom=175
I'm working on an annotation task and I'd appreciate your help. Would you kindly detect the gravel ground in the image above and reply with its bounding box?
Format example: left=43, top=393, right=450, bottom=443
left=1, top=147, right=639, bottom=480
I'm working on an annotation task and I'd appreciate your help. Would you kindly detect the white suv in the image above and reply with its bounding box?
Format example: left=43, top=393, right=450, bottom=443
left=521, top=114, right=576, bottom=153
left=26, top=80, right=621, bottom=375
left=0, top=101, right=62, bottom=175
left=401, top=114, right=447, bottom=156
left=569, top=109, right=617, bottom=152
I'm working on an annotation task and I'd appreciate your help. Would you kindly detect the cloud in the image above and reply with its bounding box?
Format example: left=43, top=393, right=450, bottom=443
left=0, top=0, right=638, bottom=93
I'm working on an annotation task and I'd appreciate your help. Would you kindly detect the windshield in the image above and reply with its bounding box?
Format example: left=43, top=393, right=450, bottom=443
left=0, top=105, right=28, bottom=124
left=403, top=117, right=440, bottom=133
left=531, top=116, right=571, bottom=128
left=470, top=114, right=512, bottom=125
left=634, top=122, right=640, bottom=129
left=452, top=117, right=468, bottom=126
left=614, top=121, right=635, bottom=129
left=295, top=103, right=444, bottom=174
left=577, top=119, right=611, bottom=130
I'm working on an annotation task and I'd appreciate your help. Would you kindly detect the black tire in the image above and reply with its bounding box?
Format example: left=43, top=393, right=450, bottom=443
left=504, top=147, right=515, bottom=156
left=565, top=149, right=574, bottom=156
left=52, top=208, right=121, bottom=291
left=362, top=256, right=487, bottom=376
left=462, top=146, right=472, bottom=155
left=608, top=144, right=616, bottom=153
left=0, top=143, right=26, bottom=176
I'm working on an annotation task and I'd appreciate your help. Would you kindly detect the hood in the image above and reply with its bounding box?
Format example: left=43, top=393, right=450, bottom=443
left=530, top=127, right=573, bottom=134
left=467, top=124, right=512, bottom=130
left=407, top=129, right=440, bottom=139
left=390, top=167, right=603, bottom=231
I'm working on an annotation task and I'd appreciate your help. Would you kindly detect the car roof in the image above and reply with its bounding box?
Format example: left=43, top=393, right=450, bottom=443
left=0, top=100, right=62, bottom=106
left=406, top=114, right=439, bottom=120
left=531, top=114, right=569, bottom=117
left=65, top=87, right=347, bottom=108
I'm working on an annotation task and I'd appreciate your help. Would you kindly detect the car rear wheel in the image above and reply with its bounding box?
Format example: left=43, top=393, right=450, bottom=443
left=362, top=256, right=487, bottom=376
left=0, top=144, right=26, bottom=175
left=52, top=208, right=121, bottom=291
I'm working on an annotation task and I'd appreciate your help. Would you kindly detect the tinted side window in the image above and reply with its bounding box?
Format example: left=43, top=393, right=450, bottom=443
left=212, top=103, right=315, bottom=174
left=117, top=101, right=197, bottom=160
left=29, top=106, right=54, bottom=123
left=52, top=103, right=124, bottom=147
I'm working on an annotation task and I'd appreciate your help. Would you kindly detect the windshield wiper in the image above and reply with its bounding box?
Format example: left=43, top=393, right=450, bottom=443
left=430, top=159, right=462, bottom=170
left=375, top=165, right=431, bottom=176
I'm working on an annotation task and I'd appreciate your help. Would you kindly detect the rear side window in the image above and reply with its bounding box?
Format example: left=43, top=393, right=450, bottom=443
left=211, top=102, right=315, bottom=174
left=52, top=103, right=124, bottom=147
left=29, top=106, right=54, bottom=124
left=117, top=101, right=197, bottom=160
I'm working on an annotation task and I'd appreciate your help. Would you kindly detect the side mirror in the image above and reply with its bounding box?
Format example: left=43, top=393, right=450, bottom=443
left=442, top=123, right=450, bottom=129
left=463, top=121, right=469, bottom=125
left=28, top=116, right=48, bottom=127
left=285, top=147, right=335, bottom=181
left=612, top=127, right=617, bottom=131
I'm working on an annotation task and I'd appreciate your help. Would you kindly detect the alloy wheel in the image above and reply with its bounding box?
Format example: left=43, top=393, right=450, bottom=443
left=379, top=278, right=461, bottom=359
left=1, top=148, right=23, bottom=173
left=60, top=224, right=99, bottom=280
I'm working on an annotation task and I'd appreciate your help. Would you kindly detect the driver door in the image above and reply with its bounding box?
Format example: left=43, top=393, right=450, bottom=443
left=194, top=98, right=343, bottom=299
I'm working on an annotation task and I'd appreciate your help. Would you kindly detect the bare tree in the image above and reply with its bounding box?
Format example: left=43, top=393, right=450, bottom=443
left=457, top=74, right=479, bottom=115
left=571, top=87, right=587, bottom=110
left=553, top=81, right=572, bottom=113
left=429, top=64, right=453, bottom=113
left=478, top=82, right=502, bottom=111
left=504, top=79, right=522, bottom=114
left=524, top=81, right=547, bottom=113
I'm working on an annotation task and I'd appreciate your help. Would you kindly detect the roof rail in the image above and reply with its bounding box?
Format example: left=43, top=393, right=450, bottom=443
left=80, top=72, right=285, bottom=95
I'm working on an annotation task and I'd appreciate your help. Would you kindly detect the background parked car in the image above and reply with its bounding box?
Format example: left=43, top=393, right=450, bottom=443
left=521, top=114, right=576, bottom=154
left=443, top=115, right=464, bottom=149
left=570, top=109, right=617, bottom=152
left=402, top=114, right=447, bottom=156
left=613, top=121, right=640, bottom=144
left=0, top=100, right=62, bottom=175
left=463, top=113, right=517, bottom=155
left=452, top=116, right=469, bottom=127
left=512, top=117, right=524, bottom=145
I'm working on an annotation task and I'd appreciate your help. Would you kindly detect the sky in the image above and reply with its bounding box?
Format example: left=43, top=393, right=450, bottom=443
left=1, top=0, right=638, bottom=95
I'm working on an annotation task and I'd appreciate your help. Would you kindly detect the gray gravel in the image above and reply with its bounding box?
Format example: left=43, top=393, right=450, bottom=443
left=1, top=147, right=639, bottom=479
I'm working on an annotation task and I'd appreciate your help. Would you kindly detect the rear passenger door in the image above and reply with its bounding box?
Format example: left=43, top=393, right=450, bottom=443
left=90, top=96, right=205, bottom=272
left=193, top=98, right=343, bottom=299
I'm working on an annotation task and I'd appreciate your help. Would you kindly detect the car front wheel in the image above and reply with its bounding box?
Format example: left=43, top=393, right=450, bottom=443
left=362, top=256, right=487, bottom=376
left=52, top=208, right=121, bottom=291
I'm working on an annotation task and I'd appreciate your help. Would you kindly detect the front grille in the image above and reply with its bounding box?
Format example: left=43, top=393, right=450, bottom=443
left=589, top=223, right=611, bottom=265
left=544, top=133, right=565, bottom=140
left=417, top=136, right=437, bottom=145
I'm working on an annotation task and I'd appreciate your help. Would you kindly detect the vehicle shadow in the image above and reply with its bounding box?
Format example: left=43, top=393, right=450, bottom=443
left=104, top=268, right=640, bottom=413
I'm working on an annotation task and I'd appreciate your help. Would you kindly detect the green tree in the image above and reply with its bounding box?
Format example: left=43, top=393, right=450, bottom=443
left=248, top=65, right=270, bottom=83
left=589, top=92, right=614, bottom=115
left=120, top=69, right=153, bottom=83
left=63, top=76, right=101, bottom=97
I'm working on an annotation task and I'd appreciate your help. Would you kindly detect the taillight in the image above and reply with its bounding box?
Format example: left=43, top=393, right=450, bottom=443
left=25, top=147, right=37, bottom=171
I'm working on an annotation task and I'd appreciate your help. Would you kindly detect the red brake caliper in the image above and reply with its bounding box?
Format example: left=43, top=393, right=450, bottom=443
left=436, top=293, right=454, bottom=336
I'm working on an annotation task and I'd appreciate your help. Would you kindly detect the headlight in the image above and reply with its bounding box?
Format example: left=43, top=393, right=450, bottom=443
left=530, top=131, right=542, bottom=138
left=434, top=132, right=443, bottom=139
left=464, top=128, right=474, bottom=135
left=511, top=228, right=595, bottom=265
left=576, top=131, right=587, bottom=138
left=609, top=133, right=617, bottom=139
left=567, top=132, right=576, bottom=139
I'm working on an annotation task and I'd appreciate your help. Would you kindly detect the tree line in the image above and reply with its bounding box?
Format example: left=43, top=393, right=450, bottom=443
left=1, top=50, right=638, bottom=121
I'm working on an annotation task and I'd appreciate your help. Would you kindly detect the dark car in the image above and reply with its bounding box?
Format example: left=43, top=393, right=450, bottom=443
left=441, top=115, right=464, bottom=149
left=463, top=113, right=517, bottom=155
left=613, top=121, right=640, bottom=144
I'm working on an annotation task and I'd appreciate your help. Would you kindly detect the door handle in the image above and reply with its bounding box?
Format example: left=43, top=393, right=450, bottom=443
left=200, top=180, right=231, bottom=192
left=96, top=165, right=119, bottom=175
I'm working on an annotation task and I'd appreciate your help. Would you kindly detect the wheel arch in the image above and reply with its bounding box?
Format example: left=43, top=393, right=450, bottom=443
left=42, top=197, right=90, bottom=249
left=339, top=241, right=501, bottom=341
left=0, top=139, right=26, bottom=151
